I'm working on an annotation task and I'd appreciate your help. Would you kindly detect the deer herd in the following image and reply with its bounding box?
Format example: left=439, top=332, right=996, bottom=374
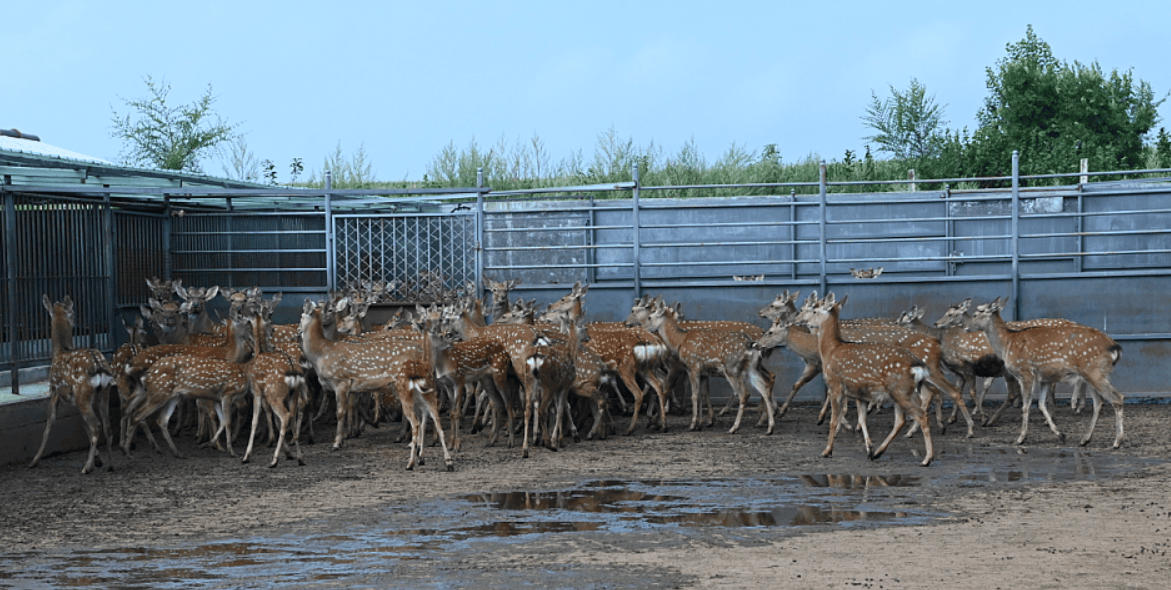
left=31, top=276, right=1127, bottom=474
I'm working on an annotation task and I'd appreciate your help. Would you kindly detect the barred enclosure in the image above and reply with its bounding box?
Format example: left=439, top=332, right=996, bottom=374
left=4, top=156, right=1171, bottom=397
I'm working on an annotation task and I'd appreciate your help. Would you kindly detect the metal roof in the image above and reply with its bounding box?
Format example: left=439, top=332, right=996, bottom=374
left=0, top=134, right=113, bottom=164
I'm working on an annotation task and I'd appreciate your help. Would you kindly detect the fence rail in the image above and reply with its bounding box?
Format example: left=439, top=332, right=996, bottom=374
left=4, top=154, right=1171, bottom=395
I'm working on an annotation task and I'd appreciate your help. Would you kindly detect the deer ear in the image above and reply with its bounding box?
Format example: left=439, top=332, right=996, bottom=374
left=42, top=294, right=53, bottom=314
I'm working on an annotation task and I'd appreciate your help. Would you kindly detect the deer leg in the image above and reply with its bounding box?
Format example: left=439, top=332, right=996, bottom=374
left=821, top=385, right=845, bottom=459
left=153, top=397, right=186, bottom=459
left=1036, top=382, right=1066, bottom=443
left=621, top=369, right=648, bottom=436
left=984, top=376, right=1020, bottom=427
left=29, top=391, right=63, bottom=469
left=748, top=367, right=776, bottom=435
left=934, top=373, right=974, bottom=438
left=1015, top=375, right=1036, bottom=446
left=331, top=384, right=351, bottom=450
left=856, top=398, right=874, bottom=458
left=242, top=389, right=265, bottom=464
left=727, top=371, right=749, bottom=435
left=779, top=361, right=821, bottom=420
left=77, top=393, right=104, bottom=475
left=417, top=387, right=454, bottom=472
left=688, top=372, right=704, bottom=431
left=1081, top=375, right=1125, bottom=448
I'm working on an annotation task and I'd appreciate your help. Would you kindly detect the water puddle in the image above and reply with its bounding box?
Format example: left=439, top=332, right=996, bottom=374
left=2, top=445, right=1160, bottom=589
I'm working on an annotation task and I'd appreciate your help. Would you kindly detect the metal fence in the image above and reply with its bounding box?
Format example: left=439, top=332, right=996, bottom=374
left=4, top=155, right=1171, bottom=396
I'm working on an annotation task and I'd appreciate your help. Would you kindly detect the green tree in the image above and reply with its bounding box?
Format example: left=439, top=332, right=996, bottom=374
left=110, top=76, right=238, bottom=172
left=972, top=25, right=1164, bottom=177
left=861, top=78, right=948, bottom=160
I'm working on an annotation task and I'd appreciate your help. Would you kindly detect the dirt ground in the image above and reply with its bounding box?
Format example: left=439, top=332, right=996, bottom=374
left=2, top=400, right=1169, bottom=589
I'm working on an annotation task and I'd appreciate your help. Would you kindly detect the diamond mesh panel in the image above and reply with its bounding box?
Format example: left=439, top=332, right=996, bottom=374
left=334, top=214, right=475, bottom=301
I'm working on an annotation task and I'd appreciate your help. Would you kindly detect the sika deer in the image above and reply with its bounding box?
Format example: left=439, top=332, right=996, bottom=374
left=300, top=300, right=454, bottom=471
left=642, top=304, right=775, bottom=435
left=30, top=295, right=116, bottom=474
left=583, top=325, right=669, bottom=435
left=793, top=293, right=934, bottom=466
left=241, top=306, right=308, bottom=468
left=122, top=349, right=253, bottom=460
left=964, top=297, right=1125, bottom=448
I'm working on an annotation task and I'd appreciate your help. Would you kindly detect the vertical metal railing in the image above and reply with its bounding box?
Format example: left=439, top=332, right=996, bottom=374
left=632, top=163, right=642, bottom=299
left=3, top=176, right=18, bottom=393
left=1010, top=150, right=1021, bottom=321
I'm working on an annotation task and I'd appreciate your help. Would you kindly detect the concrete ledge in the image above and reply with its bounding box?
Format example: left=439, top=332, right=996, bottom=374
left=0, top=387, right=91, bottom=468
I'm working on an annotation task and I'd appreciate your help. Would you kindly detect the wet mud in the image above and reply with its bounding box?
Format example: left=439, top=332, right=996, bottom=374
left=1, top=402, right=1169, bottom=589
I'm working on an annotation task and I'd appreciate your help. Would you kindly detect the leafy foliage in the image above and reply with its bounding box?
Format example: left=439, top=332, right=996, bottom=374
left=109, top=76, right=238, bottom=172
left=971, top=25, right=1165, bottom=177
left=862, top=78, right=948, bottom=160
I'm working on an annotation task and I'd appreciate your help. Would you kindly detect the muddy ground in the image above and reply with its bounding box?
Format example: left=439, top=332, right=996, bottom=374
left=1, top=400, right=1169, bottom=589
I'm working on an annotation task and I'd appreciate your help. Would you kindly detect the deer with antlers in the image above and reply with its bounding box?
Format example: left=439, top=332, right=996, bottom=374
left=961, top=297, right=1125, bottom=448
left=789, top=293, right=935, bottom=466
left=30, top=295, right=117, bottom=474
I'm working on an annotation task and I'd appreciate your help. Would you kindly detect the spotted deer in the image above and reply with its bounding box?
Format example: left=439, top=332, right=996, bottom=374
left=30, top=295, right=116, bottom=474
left=175, top=284, right=221, bottom=339
left=640, top=303, right=775, bottom=435
left=793, top=293, right=934, bottom=466
left=897, top=304, right=1015, bottom=425
left=300, top=300, right=454, bottom=471
left=583, top=325, right=669, bottom=435
left=430, top=330, right=514, bottom=449
left=963, top=297, right=1124, bottom=448
left=122, top=348, right=253, bottom=460
left=240, top=305, right=308, bottom=468
left=933, top=298, right=1088, bottom=423
left=483, top=276, right=519, bottom=321
left=627, top=295, right=774, bottom=427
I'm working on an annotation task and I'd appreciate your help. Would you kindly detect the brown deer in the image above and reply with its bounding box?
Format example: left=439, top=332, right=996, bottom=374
left=483, top=276, right=519, bottom=321
left=792, top=293, right=934, bottom=466
left=299, top=300, right=454, bottom=470
left=932, top=298, right=1088, bottom=423
left=583, top=325, right=669, bottom=435
left=30, top=295, right=116, bottom=474
left=639, top=304, right=775, bottom=435
left=963, top=297, right=1125, bottom=448
left=240, top=305, right=308, bottom=468
left=122, top=348, right=253, bottom=460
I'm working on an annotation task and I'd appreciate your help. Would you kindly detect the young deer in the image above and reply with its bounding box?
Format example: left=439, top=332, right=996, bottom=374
left=933, top=299, right=1088, bottom=423
left=483, top=276, right=519, bottom=321
left=793, top=293, right=934, bottom=466
left=583, top=325, right=669, bottom=435
left=641, top=304, right=775, bottom=435
left=964, top=297, right=1125, bottom=448
left=241, top=306, right=308, bottom=468
left=122, top=348, right=253, bottom=460
left=30, top=295, right=116, bottom=474
left=300, top=300, right=454, bottom=471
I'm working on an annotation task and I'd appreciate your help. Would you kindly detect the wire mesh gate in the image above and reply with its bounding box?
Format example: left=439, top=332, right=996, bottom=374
left=333, top=212, right=476, bottom=299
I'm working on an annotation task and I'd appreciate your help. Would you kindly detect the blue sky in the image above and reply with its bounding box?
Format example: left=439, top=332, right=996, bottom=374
left=6, top=1, right=1170, bottom=182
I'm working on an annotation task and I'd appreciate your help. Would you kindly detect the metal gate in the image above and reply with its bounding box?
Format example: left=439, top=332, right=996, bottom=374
left=333, top=211, right=476, bottom=299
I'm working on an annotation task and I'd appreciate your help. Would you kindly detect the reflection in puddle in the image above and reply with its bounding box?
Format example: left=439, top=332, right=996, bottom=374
left=4, top=446, right=1158, bottom=589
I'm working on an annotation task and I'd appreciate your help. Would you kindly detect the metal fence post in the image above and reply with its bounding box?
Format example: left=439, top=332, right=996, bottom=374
left=819, top=160, right=828, bottom=296
left=632, top=163, right=642, bottom=299
left=1011, top=150, right=1021, bottom=321
left=3, top=180, right=19, bottom=394
left=103, top=194, right=116, bottom=350
left=324, top=171, right=335, bottom=290
left=475, top=167, right=485, bottom=295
